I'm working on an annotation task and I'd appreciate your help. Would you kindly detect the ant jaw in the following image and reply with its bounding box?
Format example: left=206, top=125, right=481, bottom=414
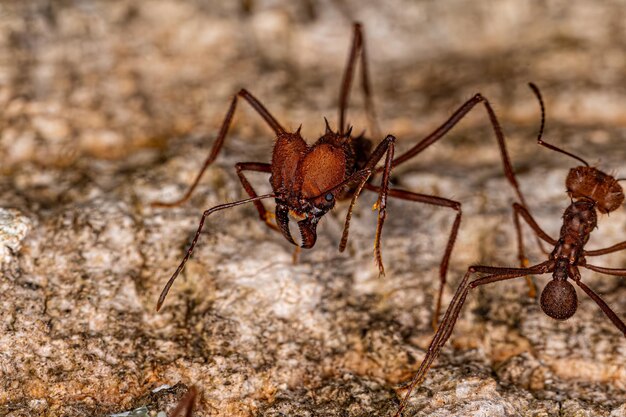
left=298, top=217, right=319, bottom=248
left=275, top=204, right=320, bottom=248
left=276, top=204, right=297, bottom=246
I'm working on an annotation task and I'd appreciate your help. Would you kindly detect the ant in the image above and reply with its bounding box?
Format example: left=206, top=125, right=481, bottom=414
left=152, top=22, right=531, bottom=323
left=393, top=83, right=626, bottom=416
left=168, top=386, right=197, bottom=417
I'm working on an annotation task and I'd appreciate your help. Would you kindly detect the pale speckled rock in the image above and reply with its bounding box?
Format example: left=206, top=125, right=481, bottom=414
left=1, top=1, right=626, bottom=417
left=0, top=208, right=32, bottom=265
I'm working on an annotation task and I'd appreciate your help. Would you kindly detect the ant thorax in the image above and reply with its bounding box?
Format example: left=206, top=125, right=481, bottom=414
left=566, top=166, right=625, bottom=213
left=558, top=201, right=597, bottom=246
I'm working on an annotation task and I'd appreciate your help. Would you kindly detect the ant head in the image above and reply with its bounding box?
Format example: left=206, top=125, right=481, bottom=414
left=566, top=166, right=624, bottom=214
left=274, top=136, right=344, bottom=248
left=528, top=84, right=625, bottom=213
left=540, top=279, right=578, bottom=320
left=270, top=122, right=348, bottom=249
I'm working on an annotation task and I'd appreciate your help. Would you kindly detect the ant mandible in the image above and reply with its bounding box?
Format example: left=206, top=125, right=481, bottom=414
left=153, top=23, right=530, bottom=320
left=394, top=83, right=626, bottom=416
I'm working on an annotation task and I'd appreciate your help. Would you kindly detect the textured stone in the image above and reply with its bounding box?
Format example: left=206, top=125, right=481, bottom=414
left=0, top=208, right=32, bottom=266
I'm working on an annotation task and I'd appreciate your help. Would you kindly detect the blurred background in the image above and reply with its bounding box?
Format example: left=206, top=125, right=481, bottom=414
left=2, top=0, right=625, bottom=171
left=1, top=1, right=625, bottom=416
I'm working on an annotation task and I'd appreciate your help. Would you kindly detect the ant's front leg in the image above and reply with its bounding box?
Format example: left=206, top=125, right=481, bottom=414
left=363, top=184, right=461, bottom=330
left=235, top=162, right=279, bottom=232
left=336, top=135, right=396, bottom=276
left=152, top=89, right=285, bottom=208
left=156, top=193, right=276, bottom=311
left=236, top=161, right=302, bottom=264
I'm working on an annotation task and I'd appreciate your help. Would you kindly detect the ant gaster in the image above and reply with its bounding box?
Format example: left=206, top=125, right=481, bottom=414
left=394, top=84, right=626, bottom=416
left=153, top=23, right=532, bottom=322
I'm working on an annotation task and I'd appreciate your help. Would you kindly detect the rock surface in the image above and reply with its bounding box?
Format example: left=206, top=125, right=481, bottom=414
left=1, top=1, right=625, bottom=416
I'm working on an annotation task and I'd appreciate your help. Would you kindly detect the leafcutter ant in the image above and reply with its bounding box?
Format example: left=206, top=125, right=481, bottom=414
left=152, top=23, right=530, bottom=323
left=394, top=83, right=626, bottom=416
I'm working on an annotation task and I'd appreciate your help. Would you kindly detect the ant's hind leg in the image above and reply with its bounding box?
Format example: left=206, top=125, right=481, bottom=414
left=584, top=241, right=626, bottom=257
left=394, top=260, right=553, bottom=417
left=152, top=89, right=285, bottom=208
left=574, top=265, right=626, bottom=336
left=338, top=22, right=381, bottom=139
left=382, top=89, right=553, bottom=255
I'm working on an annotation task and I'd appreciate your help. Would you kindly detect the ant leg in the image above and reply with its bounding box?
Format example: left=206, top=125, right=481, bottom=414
left=152, top=89, right=285, bottom=208
left=583, top=263, right=626, bottom=277
left=394, top=260, right=554, bottom=417
left=362, top=184, right=461, bottom=330
left=512, top=203, right=557, bottom=246
left=584, top=241, right=626, bottom=257
left=572, top=266, right=626, bottom=336
left=370, top=133, right=395, bottom=276
left=170, top=386, right=197, bottom=417
left=385, top=91, right=552, bottom=253
left=386, top=93, right=529, bottom=207
left=512, top=202, right=557, bottom=298
left=235, top=162, right=279, bottom=232
left=338, top=22, right=381, bottom=138
left=156, top=193, right=276, bottom=311
left=513, top=205, right=536, bottom=298
left=337, top=135, right=396, bottom=275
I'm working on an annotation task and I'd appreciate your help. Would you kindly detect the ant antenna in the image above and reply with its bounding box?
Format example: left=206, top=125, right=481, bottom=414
left=528, top=83, right=590, bottom=167
left=156, top=193, right=276, bottom=311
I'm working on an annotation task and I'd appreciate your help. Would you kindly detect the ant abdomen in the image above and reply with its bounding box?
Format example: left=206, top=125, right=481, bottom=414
left=540, top=279, right=578, bottom=320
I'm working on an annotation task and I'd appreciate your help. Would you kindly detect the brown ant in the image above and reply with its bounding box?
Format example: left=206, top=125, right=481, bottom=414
left=394, top=83, right=626, bottom=416
left=152, top=23, right=530, bottom=321
left=168, top=386, right=197, bottom=417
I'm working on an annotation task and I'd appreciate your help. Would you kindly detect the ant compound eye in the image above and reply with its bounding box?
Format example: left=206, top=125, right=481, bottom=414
left=325, top=193, right=334, bottom=202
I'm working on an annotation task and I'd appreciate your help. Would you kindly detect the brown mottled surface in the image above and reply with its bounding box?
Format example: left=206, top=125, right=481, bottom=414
left=1, top=1, right=625, bottom=416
